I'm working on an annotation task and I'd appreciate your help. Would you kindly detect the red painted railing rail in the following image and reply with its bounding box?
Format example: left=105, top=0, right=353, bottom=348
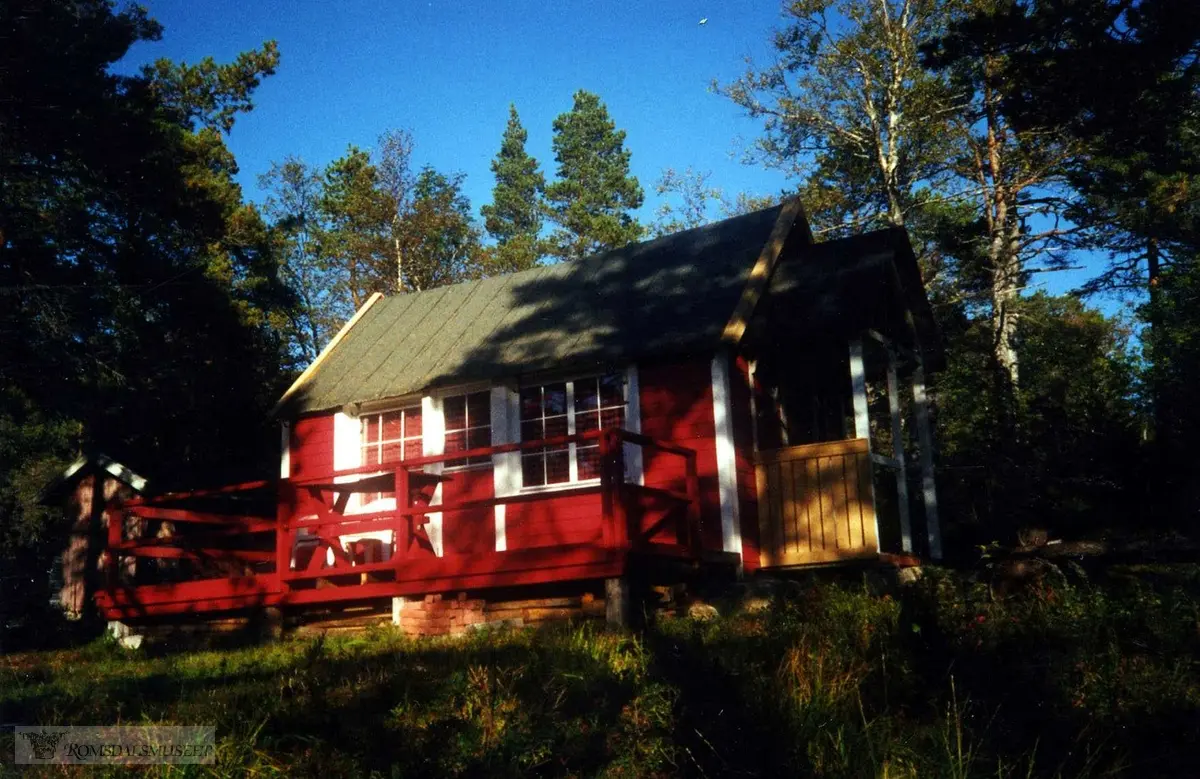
left=98, top=427, right=702, bottom=620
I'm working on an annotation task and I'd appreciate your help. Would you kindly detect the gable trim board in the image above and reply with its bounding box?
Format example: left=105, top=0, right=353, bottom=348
left=274, top=291, right=385, bottom=417
left=720, top=197, right=808, bottom=346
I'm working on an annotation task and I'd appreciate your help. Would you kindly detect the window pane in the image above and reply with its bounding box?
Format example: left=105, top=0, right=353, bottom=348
left=467, top=427, right=491, bottom=450
left=521, top=419, right=543, bottom=442
left=443, top=396, right=466, bottom=431
left=363, top=445, right=380, bottom=466
left=544, top=414, right=568, bottom=439
left=574, top=378, right=599, bottom=413
left=521, top=453, right=545, bottom=487
left=404, top=439, right=423, bottom=460
left=599, top=373, right=624, bottom=407
left=600, top=407, right=625, bottom=429
left=575, top=409, right=600, bottom=434
left=382, top=413, right=402, bottom=440
left=444, top=430, right=466, bottom=454
left=405, top=408, right=422, bottom=437
left=467, top=391, right=491, bottom=426
left=520, top=388, right=542, bottom=421
left=577, top=444, right=601, bottom=480
left=543, top=383, right=567, bottom=415
left=364, top=415, right=379, bottom=444
left=381, top=441, right=402, bottom=464
left=545, top=449, right=570, bottom=484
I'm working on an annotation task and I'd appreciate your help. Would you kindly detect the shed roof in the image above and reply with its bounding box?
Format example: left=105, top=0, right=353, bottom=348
left=282, top=202, right=802, bottom=415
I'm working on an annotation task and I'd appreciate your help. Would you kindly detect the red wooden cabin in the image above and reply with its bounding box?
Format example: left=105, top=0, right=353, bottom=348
left=94, top=200, right=943, bottom=631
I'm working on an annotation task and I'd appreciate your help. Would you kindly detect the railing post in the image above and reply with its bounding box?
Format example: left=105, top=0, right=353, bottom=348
left=611, top=430, right=628, bottom=548
left=275, top=480, right=292, bottom=589
left=395, top=465, right=411, bottom=561
left=685, top=450, right=702, bottom=557
left=105, top=502, right=123, bottom=589
left=599, top=431, right=615, bottom=547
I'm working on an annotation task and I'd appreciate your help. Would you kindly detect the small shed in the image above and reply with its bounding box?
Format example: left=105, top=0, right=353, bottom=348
left=39, top=454, right=147, bottom=618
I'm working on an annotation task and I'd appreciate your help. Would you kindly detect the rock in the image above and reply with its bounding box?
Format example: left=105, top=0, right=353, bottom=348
left=687, top=602, right=719, bottom=621
left=897, top=566, right=923, bottom=586
left=118, top=634, right=143, bottom=650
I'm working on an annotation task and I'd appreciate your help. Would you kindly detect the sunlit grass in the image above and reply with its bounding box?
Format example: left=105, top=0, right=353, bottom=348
left=2, top=565, right=1197, bottom=777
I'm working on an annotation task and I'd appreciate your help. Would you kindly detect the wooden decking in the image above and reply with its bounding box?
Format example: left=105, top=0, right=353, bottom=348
left=755, top=438, right=879, bottom=567
left=95, top=429, right=725, bottom=622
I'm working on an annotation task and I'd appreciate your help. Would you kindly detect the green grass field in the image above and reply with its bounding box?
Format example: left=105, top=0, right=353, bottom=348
left=3, top=565, right=1198, bottom=777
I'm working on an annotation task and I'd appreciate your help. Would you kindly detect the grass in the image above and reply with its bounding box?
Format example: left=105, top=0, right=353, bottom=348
left=2, top=565, right=1198, bottom=777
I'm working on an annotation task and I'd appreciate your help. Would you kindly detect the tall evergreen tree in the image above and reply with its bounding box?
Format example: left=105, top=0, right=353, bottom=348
left=544, top=91, right=644, bottom=260
left=0, top=0, right=293, bottom=635
left=481, top=105, right=545, bottom=273
left=396, top=167, right=483, bottom=291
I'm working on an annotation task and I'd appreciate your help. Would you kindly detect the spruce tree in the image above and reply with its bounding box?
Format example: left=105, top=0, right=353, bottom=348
left=544, top=90, right=644, bottom=260
left=481, top=105, right=545, bottom=273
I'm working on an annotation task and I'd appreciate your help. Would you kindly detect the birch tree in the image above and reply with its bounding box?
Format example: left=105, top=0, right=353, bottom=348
left=716, top=0, right=962, bottom=234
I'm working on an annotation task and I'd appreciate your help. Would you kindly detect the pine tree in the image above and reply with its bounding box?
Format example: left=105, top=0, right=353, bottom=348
left=544, top=90, right=644, bottom=260
left=481, top=105, right=545, bottom=273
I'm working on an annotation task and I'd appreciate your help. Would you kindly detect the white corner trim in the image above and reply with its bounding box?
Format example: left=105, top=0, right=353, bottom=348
left=624, top=364, right=644, bottom=485
left=711, top=352, right=742, bottom=556
left=491, top=384, right=518, bottom=552
left=849, top=339, right=870, bottom=440
left=279, top=422, right=291, bottom=480
left=421, top=394, right=445, bottom=557
left=332, top=412, right=360, bottom=472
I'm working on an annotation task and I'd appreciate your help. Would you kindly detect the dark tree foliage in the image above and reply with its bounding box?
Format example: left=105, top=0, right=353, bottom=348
left=0, top=0, right=293, bottom=633
left=481, top=105, right=546, bottom=273
left=929, top=0, right=1200, bottom=529
left=544, top=91, right=644, bottom=261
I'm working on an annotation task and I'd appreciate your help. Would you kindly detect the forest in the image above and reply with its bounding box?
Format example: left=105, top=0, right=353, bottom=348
left=2, top=0, right=1199, bottom=633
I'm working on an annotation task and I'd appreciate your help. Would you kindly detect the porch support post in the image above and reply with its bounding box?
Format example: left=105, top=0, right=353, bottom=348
left=711, top=351, right=743, bottom=559
left=849, top=338, right=881, bottom=552
left=885, top=342, right=914, bottom=553
left=391, top=596, right=405, bottom=627
left=605, top=577, right=630, bottom=628
left=911, top=363, right=943, bottom=560
left=849, top=339, right=870, bottom=440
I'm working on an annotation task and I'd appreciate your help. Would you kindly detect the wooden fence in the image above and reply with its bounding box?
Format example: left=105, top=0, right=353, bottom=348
left=755, top=438, right=878, bottom=567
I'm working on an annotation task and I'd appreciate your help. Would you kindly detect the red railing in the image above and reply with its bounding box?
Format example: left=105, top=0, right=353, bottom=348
left=95, top=429, right=702, bottom=620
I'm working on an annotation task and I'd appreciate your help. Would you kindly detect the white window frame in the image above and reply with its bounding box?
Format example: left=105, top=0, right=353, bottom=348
left=514, top=367, right=641, bottom=494
left=440, top=389, right=494, bottom=472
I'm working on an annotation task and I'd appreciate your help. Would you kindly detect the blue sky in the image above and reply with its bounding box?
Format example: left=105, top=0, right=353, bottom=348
left=121, top=0, right=791, bottom=220
left=119, top=0, right=1123, bottom=307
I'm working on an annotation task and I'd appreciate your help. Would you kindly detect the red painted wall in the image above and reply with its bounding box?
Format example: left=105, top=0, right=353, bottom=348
left=440, top=467, right=496, bottom=555
left=639, top=356, right=725, bottom=553
left=289, top=414, right=333, bottom=480
left=285, top=353, right=736, bottom=559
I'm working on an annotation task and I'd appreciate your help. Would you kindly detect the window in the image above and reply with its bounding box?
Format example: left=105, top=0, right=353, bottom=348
left=359, top=406, right=422, bottom=503
left=443, top=391, right=492, bottom=469
left=520, top=374, right=625, bottom=487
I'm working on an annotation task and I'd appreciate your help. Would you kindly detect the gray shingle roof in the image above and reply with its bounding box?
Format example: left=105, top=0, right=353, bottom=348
left=284, top=203, right=793, bottom=415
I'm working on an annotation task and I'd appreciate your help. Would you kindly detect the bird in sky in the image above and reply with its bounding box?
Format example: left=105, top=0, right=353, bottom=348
left=699, top=17, right=708, bottom=25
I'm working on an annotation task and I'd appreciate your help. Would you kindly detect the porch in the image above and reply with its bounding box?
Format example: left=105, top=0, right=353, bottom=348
left=94, top=429, right=724, bottom=623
